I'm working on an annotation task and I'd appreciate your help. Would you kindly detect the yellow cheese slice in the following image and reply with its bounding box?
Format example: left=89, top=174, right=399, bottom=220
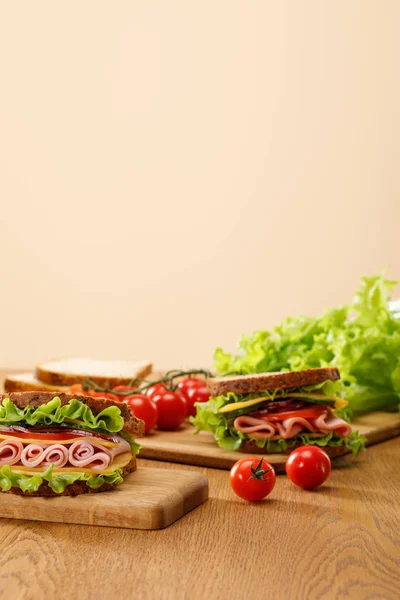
left=219, top=393, right=347, bottom=413
left=0, top=433, right=119, bottom=448
left=8, top=451, right=133, bottom=476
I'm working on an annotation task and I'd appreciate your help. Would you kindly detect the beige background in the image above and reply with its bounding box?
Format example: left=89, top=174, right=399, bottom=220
left=0, top=1, right=399, bottom=371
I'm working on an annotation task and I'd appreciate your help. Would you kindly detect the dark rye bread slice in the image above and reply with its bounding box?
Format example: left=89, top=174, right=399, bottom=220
left=0, top=392, right=145, bottom=437
left=239, top=439, right=349, bottom=457
left=5, top=456, right=137, bottom=497
left=207, top=367, right=340, bottom=396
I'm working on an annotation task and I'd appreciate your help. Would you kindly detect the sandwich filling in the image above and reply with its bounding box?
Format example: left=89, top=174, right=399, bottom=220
left=0, top=396, right=140, bottom=494
left=192, top=381, right=366, bottom=454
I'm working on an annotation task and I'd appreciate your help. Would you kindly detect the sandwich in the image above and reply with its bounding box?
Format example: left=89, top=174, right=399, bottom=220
left=192, top=368, right=365, bottom=455
left=4, top=357, right=153, bottom=393
left=0, top=391, right=144, bottom=496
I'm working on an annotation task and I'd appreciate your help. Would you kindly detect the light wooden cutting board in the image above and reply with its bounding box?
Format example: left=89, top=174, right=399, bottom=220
left=0, top=467, right=208, bottom=530
left=139, top=411, right=400, bottom=471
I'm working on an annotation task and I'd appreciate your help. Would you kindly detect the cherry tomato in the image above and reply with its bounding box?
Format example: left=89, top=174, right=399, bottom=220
left=185, top=386, right=210, bottom=417
left=90, top=391, right=119, bottom=402
left=177, top=377, right=205, bottom=398
left=230, top=457, right=276, bottom=502
left=68, top=384, right=97, bottom=397
left=152, top=391, right=187, bottom=430
left=146, top=383, right=170, bottom=399
left=122, top=394, right=158, bottom=434
left=112, top=385, right=137, bottom=394
left=267, top=406, right=326, bottom=421
left=285, top=446, right=331, bottom=489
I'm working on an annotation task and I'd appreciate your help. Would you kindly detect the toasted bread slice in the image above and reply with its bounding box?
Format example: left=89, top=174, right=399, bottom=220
left=4, top=456, right=137, bottom=496
left=35, top=358, right=152, bottom=388
left=4, top=372, right=69, bottom=393
left=0, top=391, right=145, bottom=437
left=207, top=367, right=340, bottom=396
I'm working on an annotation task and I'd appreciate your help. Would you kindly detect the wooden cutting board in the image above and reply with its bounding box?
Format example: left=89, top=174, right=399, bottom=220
left=139, top=411, right=400, bottom=471
left=0, top=467, right=208, bottom=530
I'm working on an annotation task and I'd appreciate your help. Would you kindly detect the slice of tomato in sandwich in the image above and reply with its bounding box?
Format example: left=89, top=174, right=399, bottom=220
left=266, top=405, right=327, bottom=421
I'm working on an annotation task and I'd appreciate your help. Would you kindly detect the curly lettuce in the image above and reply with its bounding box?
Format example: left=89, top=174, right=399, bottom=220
left=214, top=274, right=400, bottom=414
left=191, top=394, right=365, bottom=454
left=0, top=464, right=125, bottom=494
left=0, top=396, right=125, bottom=433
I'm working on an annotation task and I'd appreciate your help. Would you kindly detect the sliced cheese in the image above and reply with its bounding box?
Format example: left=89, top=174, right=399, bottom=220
left=219, top=392, right=348, bottom=413
left=8, top=452, right=133, bottom=477
left=0, top=433, right=119, bottom=448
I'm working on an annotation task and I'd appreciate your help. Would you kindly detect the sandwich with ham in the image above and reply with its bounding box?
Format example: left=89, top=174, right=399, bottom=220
left=0, top=392, right=144, bottom=495
left=192, top=368, right=365, bottom=455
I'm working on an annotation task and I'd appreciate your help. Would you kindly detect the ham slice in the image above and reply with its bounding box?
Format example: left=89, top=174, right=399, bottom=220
left=0, top=439, right=23, bottom=466
left=1, top=434, right=131, bottom=470
left=234, top=410, right=351, bottom=440
left=275, top=417, right=317, bottom=439
left=233, top=416, right=276, bottom=440
left=20, top=444, right=69, bottom=468
left=311, top=412, right=352, bottom=437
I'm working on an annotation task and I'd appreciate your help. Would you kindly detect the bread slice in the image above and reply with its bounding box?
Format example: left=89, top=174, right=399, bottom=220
left=35, top=358, right=152, bottom=388
left=4, top=372, right=69, bottom=393
left=0, top=391, right=145, bottom=437
left=4, top=456, right=137, bottom=497
left=207, top=367, right=340, bottom=396
left=239, top=439, right=348, bottom=457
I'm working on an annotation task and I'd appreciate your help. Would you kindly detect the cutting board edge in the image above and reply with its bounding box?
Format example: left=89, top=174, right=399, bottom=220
left=0, top=468, right=209, bottom=530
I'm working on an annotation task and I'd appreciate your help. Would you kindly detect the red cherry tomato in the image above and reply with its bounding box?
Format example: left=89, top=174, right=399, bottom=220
left=230, top=457, right=276, bottom=502
left=68, top=384, right=103, bottom=398
left=185, top=386, right=210, bottom=417
left=285, top=446, right=331, bottom=489
left=177, top=377, right=205, bottom=398
left=68, top=384, right=88, bottom=395
left=112, top=385, right=138, bottom=394
left=152, top=391, right=187, bottom=430
left=146, top=383, right=170, bottom=399
left=91, top=391, right=119, bottom=402
left=122, top=394, right=158, bottom=434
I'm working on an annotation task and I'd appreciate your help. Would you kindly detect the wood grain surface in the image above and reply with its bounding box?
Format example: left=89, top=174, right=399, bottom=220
left=0, top=443, right=399, bottom=600
left=0, top=468, right=209, bottom=530
left=0, top=370, right=399, bottom=599
left=139, top=411, right=400, bottom=470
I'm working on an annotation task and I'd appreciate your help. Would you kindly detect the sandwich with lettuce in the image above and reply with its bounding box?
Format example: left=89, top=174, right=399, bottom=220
left=192, top=368, right=365, bottom=454
left=0, top=392, right=143, bottom=495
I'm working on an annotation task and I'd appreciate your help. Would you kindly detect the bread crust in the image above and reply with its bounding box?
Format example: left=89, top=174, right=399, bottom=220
left=35, top=362, right=152, bottom=388
left=208, top=368, right=340, bottom=396
left=239, top=439, right=348, bottom=457
left=3, top=456, right=137, bottom=496
left=4, top=377, right=69, bottom=393
left=0, top=391, right=144, bottom=437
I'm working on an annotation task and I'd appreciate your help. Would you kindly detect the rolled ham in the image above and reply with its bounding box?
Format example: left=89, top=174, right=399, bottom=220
left=234, top=410, right=351, bottom=440
left=21, top=444, right=46, bottom=467
left=68, top=440, right=112, bottom=470
left=233, top=416, right=276, bottom=440
left=311, top=412, right=352, bottom=437
left=0, top=439, right=24, bottom=466
left=0, top=435, right=131, bottom=470
left=42, top=445, right=69, bottom=468
left=275, top=417, right=317, bottom=439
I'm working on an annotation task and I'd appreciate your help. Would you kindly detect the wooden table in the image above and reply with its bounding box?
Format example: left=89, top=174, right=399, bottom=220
left=0, top=377, right=399, bottom=599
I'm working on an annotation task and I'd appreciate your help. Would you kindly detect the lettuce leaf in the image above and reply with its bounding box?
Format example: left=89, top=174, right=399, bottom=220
left=0, top=397, right=125, bottom=433
left=0, top=464, right=125, bottom=494
left=214, top=274, right=400, bottom=414
left=191, top=395, right=366, bottom=455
